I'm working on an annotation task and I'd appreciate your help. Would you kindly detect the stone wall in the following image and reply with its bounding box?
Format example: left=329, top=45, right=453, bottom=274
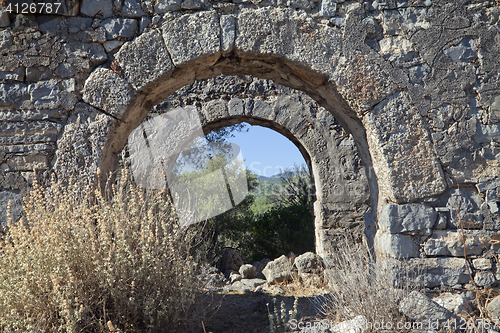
left=1, top=0, right=500, bottom=291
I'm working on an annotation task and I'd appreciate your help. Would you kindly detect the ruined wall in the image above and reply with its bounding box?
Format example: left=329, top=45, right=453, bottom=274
left=1, top=0, right=500, bottom=291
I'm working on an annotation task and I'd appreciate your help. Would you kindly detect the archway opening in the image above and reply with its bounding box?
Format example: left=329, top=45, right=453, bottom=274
left=110, top=75, right=371, bottom=267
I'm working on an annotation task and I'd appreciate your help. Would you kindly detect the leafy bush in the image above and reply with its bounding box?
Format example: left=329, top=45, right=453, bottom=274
left=247, top=203, right=315, bottom=262
left=0, top=170, right=203, bottom=333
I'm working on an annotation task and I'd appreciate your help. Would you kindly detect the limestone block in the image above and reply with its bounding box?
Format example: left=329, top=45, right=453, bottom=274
left=114, top=30, right=174, bottom=91
left=236, top=7, right=342, bottom=79
left=251, top=100, right=273, bottom=120
left=52, top=103, right=115, bottom=186
left=364, top=91, right=447, bottom=203
left=374, top=230, right=420, bottom=259
left=61, top=42, right=108, bottom=68
left=487, top=295, right=500, bottom=320
left=0, top=121, right=61, bottom=145
left=82, top=68, right=137, bottom=119
left=423, top=231, right=484, bottom=257
left=294, top=252, right=325, bottom=274
left=80, top=0, right=113, bottom=18
left=228, top=98, right=245, bottom=116
left=320, top=0, right=336, bottom=18
left=432, top=292, right=473, bottom=316
left=473, top=258, right=492, bottom=270
left=378, top=204, right=436, bottom=234
left=221, top=15, right=235, bottom=55
left=6, top=154, right=49, bottom=171
left=477, top=178, right=500, bottom=193
left=139, top=17, right=151, bottom=33
left=409, top=258, right=470, bottom=288
left=155, top=0, right=182, bottom=13
left=181, top=0, right=204, bottom=9
left=122, top=0, right=145, bottom=17
left=101, top=18, right=138, bottom=39
left=29, top=80, right=61, bottom=110
left=262, top=255, right=293, bottom=284
left=161, top=11, right=220, bottom=66
left=378, top=36, right=415, bottom=55
left=103, top=40, right=124, bottom=53
left=475, top=123, right=500, bottom=144
left=0, top=84, right=28, bottom=109
left=289, top=0, right=312, bottom=9
left=399, top=291, right=458, bottom=328
left=474, top=271, right=496, bottom=287
left=239, top=264, right=257, bottom=279
left=201, top=99, right=229, bottom=122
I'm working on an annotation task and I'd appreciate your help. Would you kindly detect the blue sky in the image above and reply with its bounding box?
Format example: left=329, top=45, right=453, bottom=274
left=225, top=124, right=306, bottom=177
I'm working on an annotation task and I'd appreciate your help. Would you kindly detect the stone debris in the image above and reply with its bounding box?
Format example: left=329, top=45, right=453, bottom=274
left=432, top=292, right=473, bottom=316
left=398, top=291, right=458, bottom=330
left=262, top=255, right=293, bottom=284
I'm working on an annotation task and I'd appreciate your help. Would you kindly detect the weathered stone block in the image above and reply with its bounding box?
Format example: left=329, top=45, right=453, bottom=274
left=473, top=258, right=492, bottom=270
left=114, top=30, right=174, bottom=91
left=320, top=0, right=336, bottom=18
left=0, top=84, right=28, bottom=109
left=432, top=292, right=473, bottom=316
left=477, top=177, right=500, bottom=193
left=0, top=30, right=12, bottom=52
left=122, top=0, right=145, bottom=17
left=6, top=154, right=49, bottom=171
left=82, top=68, right=137, bottom=119
left=155, top=0, right=182, bottom=13
left=364, top=91, right=447, bottom=203
left=0, top=121, right=62, bottom=145
left=378, top=203, right=436, bottom=234
left=29, top=80, right=61, bottom=110
left=487, top=295, right=500, bottom=320
left=262, top=255, right=293, bottom=284
left=294, top=252, right=324, bottom=274
left=61, top=42, right=108, bottom=67
left=410, top=258, right=470, bottom=288
left=221, top=15, right=235, bottom=55
left=161, top=11, right=220, bottom=66
left=101, top=18, right=138, bottom=39
left=423, top=231, right=484, bottom=257
left=474, top=271, right=496, bottom=287
left=239, top=264, right=257, bottom=279
left=52, top=103, right=115, bottom=186
left=236, top=7, right=342, bottom=79
left=399, top=291, right=458, bottom=329
left=202, top=99, right=229, bottom=122
left=374, top=230, right=420, bottom=259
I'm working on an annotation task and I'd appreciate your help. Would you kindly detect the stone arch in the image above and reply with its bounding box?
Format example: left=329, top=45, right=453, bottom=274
left=122, top=75, right=371, bottom=258
left=58, top=6, right=448, bottom=259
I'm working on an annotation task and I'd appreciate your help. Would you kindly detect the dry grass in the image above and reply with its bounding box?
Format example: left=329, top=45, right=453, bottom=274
left=0, top=169, right=204, bottom=333
left=322, top=239, right=416, bottom=327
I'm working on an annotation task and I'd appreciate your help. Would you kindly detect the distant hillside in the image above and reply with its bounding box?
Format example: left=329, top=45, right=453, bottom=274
left=256, top=175, right=282, bottom=182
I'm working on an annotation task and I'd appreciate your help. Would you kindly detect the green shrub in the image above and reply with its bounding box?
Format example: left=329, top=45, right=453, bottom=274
left=0, top=170, right=203, bottom=333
